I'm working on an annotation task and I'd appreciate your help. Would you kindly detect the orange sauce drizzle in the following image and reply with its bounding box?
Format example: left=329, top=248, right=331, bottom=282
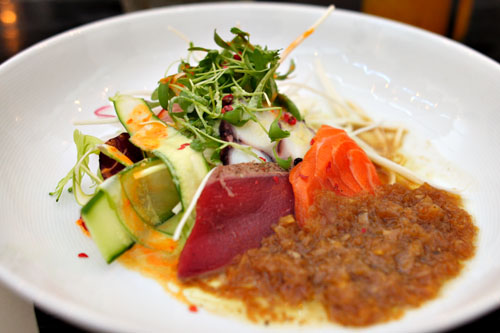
left=119, top=245, right=191, bottom=305
left=105, top=145, right=134, bottom=166
left=119, top=190, right=178, bottom=252
left=76, top=218, right=91, bottom=237
left=127, top=104, right=169, bottom=151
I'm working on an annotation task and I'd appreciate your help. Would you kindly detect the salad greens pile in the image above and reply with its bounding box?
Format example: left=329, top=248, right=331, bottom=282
left=51, top=27, right=299, bottom=205
left=151, top=27, right=299, bottom=168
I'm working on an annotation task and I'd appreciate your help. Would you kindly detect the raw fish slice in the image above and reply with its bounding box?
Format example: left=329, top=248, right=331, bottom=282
left=289, top=125, right=380, bottom=226
left=178, top=163, right=294, bottom=279
left=347, top=149, right=381, bottom=191
left=332, top=140, right=364, bottom=193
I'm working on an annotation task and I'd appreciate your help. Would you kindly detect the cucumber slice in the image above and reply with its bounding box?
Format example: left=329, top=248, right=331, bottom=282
left=120, top=158, right=179, bottom=226
left=101, top=175, right=179, bottom=253
left=111, top=94, right=209, bottom=236
left=152, top=130, right=208, bottom=215
left=81, top=190, right=134, bottom=263
left=112, top=94, right=164, bottom=134
left=156, top=213, right=183, bottom=236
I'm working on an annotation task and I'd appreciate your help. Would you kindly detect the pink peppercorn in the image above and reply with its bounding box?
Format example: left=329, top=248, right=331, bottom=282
left=222, top=94, right=234, bottom=105
left=222, top=105, right=233, bottom=113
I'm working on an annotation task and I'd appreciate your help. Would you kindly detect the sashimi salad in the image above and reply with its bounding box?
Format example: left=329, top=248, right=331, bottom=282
left=52, top=17, right=476, bottom=328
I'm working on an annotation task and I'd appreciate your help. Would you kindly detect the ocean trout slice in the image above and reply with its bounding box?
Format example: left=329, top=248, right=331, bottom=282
left=289, top=125, right=381, bottom=226
left=177, top=163, right=294, bottom=279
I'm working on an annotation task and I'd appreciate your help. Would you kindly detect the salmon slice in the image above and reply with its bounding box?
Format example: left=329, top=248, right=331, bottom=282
left=332, top=140, right=364, bottom=193
left=289, top=125, right=381, bottom=226
left=314, top=134, right=355, bottom=196
left=347, top=148, right=381, bottom=191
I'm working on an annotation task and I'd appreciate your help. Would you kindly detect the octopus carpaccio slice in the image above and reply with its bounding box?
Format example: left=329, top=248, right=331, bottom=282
left=177, top=162, right=294, bottom=279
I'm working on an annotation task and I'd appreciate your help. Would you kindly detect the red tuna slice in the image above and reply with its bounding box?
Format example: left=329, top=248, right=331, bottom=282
left=177, top=163, right=294, bottom=279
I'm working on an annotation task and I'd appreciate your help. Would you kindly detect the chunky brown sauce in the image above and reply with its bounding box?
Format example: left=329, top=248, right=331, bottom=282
left=188, top=183, right=476, bottom=326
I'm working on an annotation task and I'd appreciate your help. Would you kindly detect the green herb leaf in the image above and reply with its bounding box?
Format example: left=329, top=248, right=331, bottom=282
left=189, top=138, right=205, bottom=152
left=275, top=59, right=296, bottom=80
left=273, top=143, right=293, bottom=170
left=169, top=96, right=193, bottom=116
left=230, top=27, right=249, bottom=37
left=145, top=100, right=160, bottom=109
left=222, top=104, right=249, bottom=126
left=151, top=87, right=159, bottom=100
left=188, top=46, right=211, bottom=52
left=269, top=111, right=290, bottom=142
left=214, top=30, right=231, bottom=50
left=248, top=47, right=279, bottom=71
left=210, top=149, right=222, bottom=164
left=248, top=63, right=279, bottom=109
left=275, top=93, right=302, bottom=121
left=158, top=81, right=173, bottom=110
left=198, top=50, right=219, bottom=70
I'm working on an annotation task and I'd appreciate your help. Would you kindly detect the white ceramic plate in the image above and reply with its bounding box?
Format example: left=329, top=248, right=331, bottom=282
left=1, top=3, right=499, bottom=333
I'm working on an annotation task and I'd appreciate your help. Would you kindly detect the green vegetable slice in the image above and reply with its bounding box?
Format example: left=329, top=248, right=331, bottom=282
left=111, top=94, right=209, bottom=238
left=81, top=190, right=134, bottom=263
left=120, top=158, right=179, bottom=226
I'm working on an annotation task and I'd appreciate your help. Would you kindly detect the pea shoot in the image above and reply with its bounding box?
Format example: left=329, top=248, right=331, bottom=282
left=151, top=27, right=298, bottom=168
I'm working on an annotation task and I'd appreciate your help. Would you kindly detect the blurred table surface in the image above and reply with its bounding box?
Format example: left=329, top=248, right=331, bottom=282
left=1, top=0, right=499, bottom=332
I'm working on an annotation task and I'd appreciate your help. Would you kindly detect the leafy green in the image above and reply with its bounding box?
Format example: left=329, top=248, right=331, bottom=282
left=269, top=110, right=290, bottom=142
left=275, top=93, right=302, bottom=121
left=230, top=27, right=249, bottom=38
left=222, top=105, right=249, bottom=126
left=158, top=80, right=173, bottom=110
left=273, top=144, right=293, bottom=170
left=274, top=59, right=295, bottom=80
left=150, top=27, right=300, bottom=166
left=214, top=30, right=231, bottom=50
left=50, top=130, right=103, bottom=205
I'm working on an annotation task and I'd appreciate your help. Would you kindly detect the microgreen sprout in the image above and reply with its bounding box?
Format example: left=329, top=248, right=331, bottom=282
left=151, top=27, right=298, bottom=166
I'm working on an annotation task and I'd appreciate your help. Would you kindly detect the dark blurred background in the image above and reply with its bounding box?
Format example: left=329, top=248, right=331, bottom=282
left=0, top=0, right=499, bottom=332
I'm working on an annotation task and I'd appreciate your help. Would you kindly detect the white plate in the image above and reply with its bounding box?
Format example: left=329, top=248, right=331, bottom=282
left=1, top=3, right=499, bottom=333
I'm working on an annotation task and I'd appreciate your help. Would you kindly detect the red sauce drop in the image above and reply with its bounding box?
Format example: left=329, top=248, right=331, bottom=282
left=93, top=105, right=115, bottom=118
left=189, top=305, right=198, bottom=313
left=78, top=253, right=88, bottom=258
left=178, top=143, right=190, bottom=150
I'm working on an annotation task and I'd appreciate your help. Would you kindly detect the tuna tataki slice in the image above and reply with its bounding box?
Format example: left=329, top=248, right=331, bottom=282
left=177, top=163, right=294, bottom=279
left=290, top=125, right=381, bottom=226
